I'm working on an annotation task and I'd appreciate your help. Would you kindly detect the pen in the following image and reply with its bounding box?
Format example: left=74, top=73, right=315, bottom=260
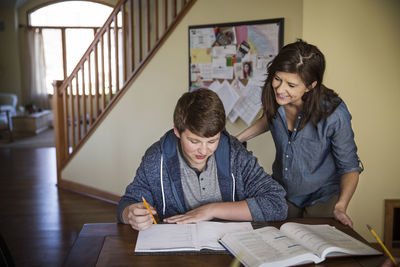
left=142, top=196, right=157, bottom=224
left=366, top=224, right=397, bottom=265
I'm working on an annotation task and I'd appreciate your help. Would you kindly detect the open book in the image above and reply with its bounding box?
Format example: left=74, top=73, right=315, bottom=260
left=135, top=221, right=253, bottom=253
left=219, top=222, right=382, bottom=267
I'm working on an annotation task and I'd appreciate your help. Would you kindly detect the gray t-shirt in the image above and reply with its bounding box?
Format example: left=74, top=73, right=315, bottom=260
left=177, top=145, right=222, bottom=210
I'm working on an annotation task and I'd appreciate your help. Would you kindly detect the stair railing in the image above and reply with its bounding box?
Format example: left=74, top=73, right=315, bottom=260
left=53, top=0, right=196, bottom=179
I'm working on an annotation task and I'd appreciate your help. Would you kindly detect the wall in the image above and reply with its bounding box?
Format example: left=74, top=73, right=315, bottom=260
left=62, top=0, right=302, bottom=204
left=303, top=0, right=400, bottom=241
left=0, top=7, right=22, bottom=103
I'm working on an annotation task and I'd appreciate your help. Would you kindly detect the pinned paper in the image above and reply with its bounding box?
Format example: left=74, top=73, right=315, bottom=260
left=248, top=24, right=280, bottom=55
left=190, top=28, right=216, bottom=49
left=212, top=45, right=236, bottom=58
left=210, top=80, right=240, bottom=116
left=234, top=84, right=262, bottom=126
left=191, top=48, right=212, bottom=63
left=235, top=26, right=248, bottom=46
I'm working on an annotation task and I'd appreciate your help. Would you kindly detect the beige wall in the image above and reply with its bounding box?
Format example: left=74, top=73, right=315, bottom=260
left=303, top=0, right=400, bottom=242
left=62, top=0, right=400, bottom=242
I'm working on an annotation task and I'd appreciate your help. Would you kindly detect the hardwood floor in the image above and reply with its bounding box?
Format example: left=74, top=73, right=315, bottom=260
left=0, top=147, right=118, bottom=267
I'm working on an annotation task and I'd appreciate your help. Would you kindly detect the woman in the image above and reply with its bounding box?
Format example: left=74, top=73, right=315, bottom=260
left=236, top=40, right=363, bottom=227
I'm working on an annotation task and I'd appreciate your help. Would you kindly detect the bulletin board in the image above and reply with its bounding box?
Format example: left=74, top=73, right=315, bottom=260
left=188, top=18, right=284, bottom=126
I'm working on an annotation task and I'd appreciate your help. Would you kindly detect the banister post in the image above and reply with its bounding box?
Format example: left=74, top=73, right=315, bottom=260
left=52, top=80, right=66, bottom=185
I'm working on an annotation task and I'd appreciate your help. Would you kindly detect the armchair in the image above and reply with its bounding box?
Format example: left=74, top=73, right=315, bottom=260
left=0, top=93, right=18, bottom=141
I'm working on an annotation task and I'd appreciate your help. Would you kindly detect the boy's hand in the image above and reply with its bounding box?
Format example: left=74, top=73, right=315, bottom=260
left=123, top=202, right=157, bottom=231
left=164, top=204, right=215, bottom=224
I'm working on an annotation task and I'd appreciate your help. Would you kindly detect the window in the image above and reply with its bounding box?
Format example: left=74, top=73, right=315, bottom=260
left=28, top=1, right=113, bottom=94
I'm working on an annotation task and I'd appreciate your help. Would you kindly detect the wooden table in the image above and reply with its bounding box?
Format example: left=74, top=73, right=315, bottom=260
left=63, top=218, right=386, bottom=267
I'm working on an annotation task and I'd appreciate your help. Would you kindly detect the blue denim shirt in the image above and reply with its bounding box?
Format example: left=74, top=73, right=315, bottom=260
left=270, top=100, right=363, bottom=208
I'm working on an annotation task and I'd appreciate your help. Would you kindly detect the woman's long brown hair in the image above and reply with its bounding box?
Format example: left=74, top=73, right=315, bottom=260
left=262, top=40, right=340, bottom=130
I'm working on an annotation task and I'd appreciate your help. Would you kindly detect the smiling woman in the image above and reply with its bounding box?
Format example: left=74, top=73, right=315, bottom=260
left=235, top=40, right=363, bottom=227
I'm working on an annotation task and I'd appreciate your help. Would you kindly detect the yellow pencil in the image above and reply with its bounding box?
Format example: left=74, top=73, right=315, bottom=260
left=366, top=224, right=397, bottom=265
left=142, top=196, right=157, bottom=224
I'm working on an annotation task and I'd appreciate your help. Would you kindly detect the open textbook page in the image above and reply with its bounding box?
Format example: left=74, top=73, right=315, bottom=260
left=219, top=226, right=321, bottom=267
left=219, top=222, right=381, bottom=267
left=280, top=223, right=381, bottom=259
left=135, top=221, right=252, bottom=253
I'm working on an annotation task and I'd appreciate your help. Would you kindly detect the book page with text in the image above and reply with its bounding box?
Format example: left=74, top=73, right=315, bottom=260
left=220, top=227, right=321, bottom=267
left=197, top=221, right=253, bottom=250
left=135, top=224, right=197, bottom=252
left=280, top=223, right=381, bottom=259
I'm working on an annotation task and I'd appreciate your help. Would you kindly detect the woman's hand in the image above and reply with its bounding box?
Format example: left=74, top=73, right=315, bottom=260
left=333, top=205, right=353, bottom=227
left=334, top=171, right=359, bottom=228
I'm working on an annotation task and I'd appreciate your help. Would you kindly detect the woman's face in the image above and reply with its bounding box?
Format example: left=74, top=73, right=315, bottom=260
left=174, top=128, right=220, bottom=171
left=272, top=71, right=312, bottom=108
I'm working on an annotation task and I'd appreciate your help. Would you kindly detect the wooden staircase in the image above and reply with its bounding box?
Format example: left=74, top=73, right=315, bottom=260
left=52, top=0, right=196, bottom=200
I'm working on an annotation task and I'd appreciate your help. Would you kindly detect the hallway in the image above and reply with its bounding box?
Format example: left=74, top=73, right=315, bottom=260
left=0, top=147, right=117, bottom=266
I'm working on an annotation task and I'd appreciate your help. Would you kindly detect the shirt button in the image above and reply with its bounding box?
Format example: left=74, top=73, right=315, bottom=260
left=298, top=116, right=301, bottom=119
left=294, top=128, right=297, bottom=131
left=202, top=187, right=205, bottom=190
left=200, top=178, right=204, bottom=181
left=284, top=168, right=288, bottom=171
left=286, top=154, right=289, bottom=158
left=288, top=141, right=291, bottom=144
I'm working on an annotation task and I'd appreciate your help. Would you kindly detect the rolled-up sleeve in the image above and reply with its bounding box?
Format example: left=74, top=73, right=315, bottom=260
left=329, top=103, right=363, bottom=175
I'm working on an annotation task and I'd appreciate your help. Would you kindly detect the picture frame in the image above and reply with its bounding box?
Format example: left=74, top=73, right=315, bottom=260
left=384, top=199, right=400, bottom=254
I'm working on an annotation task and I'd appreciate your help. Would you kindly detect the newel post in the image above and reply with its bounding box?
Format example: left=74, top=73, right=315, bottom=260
left=52, top=80, right=66, bottom=184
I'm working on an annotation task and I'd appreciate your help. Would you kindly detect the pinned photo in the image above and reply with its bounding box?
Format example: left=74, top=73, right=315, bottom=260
left=237, top=41, right=250, bottom=58
left=242, top=61, right=253, bottom=79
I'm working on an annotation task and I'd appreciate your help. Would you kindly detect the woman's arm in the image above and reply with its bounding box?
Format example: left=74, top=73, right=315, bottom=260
left=328, top=103, right=362, bottom=227
left=333, top=171, right=359, bottom=227
left=236, top=114, right=269, bottom=143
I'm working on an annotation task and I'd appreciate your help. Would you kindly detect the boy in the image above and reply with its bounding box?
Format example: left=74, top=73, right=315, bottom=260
left=117, top=89, right=287, bottom=230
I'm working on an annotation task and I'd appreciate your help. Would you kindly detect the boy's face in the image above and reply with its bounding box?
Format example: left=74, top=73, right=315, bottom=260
left=174, top=128, right=221, bottom=171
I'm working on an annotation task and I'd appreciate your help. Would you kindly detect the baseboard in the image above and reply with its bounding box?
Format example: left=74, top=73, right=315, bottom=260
left=57, top=179, right=120, bottom=204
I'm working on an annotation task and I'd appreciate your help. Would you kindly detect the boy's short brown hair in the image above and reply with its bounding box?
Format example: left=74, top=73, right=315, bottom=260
left=173, top=88, right=226, bottom=137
